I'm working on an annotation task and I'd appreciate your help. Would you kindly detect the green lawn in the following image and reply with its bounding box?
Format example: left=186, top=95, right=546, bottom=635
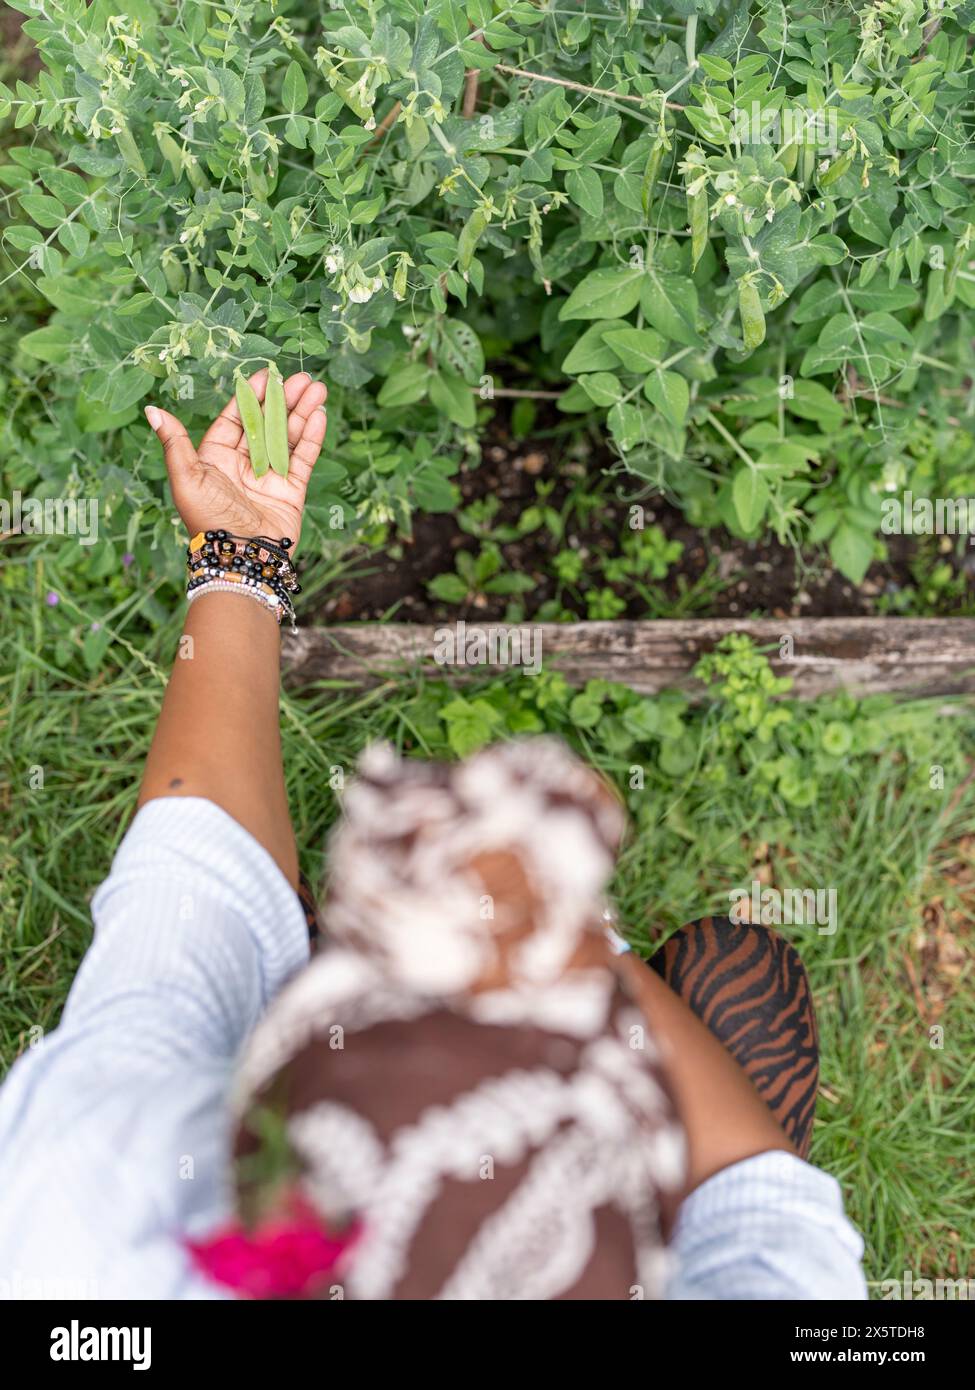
left=2, top=576, right=973, bottom=1295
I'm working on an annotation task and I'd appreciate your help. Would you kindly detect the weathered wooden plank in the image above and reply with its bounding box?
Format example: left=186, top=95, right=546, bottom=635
left=282, top=618, right=975, bottom=700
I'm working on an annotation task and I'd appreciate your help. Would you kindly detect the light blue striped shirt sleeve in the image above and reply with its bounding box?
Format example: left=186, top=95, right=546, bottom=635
left=666, top=1151, right=867, bottom=1299
left=0, top=797, right=866, bottom=1300
left=0, top=798, right=310, bottom=1300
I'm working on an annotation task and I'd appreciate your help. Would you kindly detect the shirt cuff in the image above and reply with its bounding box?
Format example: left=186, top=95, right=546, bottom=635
left=667, top=1149, right=868, bottom=1300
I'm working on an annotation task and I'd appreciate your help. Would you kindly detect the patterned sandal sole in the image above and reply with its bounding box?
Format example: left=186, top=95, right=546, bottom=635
left=648, top=916, right=820, bottom=1160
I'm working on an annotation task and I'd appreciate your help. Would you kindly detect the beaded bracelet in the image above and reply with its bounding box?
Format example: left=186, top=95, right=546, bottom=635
left=187, top=577, right=289, bottom=626
left=185, top=529, right=300, bottom=633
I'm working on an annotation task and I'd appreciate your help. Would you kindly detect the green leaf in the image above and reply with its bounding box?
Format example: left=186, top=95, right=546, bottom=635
left=561, top=320, right=625, bottom=374
left=698, top=54, right=733, bottom=81
left=644, top=369, right=689, bottom=428
left=659, top=735, right=696, bottom=777
left=639, top=271, right=701, bottom=346
left=439, top=318, right=485, bottom=382
left=786, top=380, right=844, bottom=430
left=578, top=371, right=623, bottom=406
left=428, top=573, right=469, bottom=603
left=800, top=311, right=914, bottom=378
left=57, top=222, right=90, bottom=258
left=607, top=401, right=655, bottom=452
left=282, top=61, right=308, bottom=113
left=429, top=369, right=476, bottom=426
left=569, top=693, right=603, bottom=728
left=485, top=572, right=536, bottom=595
left=602, top=326, right=665, bottom=372
left=830, top=523, right=874, bottom=584
left=792, top=280, right=917, bottom=324
left=440, top=697, right=503, bottom=757
left=732, top=467, right=769, bottom=531
left=559, top=267, right=644, bottom=322
left=19, top=324, right=73, bottom=363
left=565, top=167, right=603, bottom=219
left=849, top=188, right=899, bottom=246
left=378, top=361, right=430, bottom=407
left=19, top=193, right=65, bottom=229
left=107, top=366, right=153, bottom=413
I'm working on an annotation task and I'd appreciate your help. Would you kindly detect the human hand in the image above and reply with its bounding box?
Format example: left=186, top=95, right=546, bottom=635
left=145, top=368, right=327, bottom=553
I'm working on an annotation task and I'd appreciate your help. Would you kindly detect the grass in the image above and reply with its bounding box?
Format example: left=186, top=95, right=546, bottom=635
left=1, top=565, right=974, bottom=1297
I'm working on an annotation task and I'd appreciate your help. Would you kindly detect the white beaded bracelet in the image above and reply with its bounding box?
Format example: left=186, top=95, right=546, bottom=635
left=186, top=578, right=291, bottom=629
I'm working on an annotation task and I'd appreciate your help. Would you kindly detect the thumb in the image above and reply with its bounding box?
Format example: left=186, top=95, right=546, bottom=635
left=145, top=404, right=197, bottom=483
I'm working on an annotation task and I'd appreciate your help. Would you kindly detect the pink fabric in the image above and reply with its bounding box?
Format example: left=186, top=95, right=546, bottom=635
left=186, top=1191, right=358, bottom=1299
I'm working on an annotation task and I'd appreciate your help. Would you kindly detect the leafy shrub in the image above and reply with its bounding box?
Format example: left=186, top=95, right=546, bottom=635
left=4, top=0, right=975, bottom=584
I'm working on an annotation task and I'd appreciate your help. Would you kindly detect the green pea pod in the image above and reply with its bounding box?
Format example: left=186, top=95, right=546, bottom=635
left=186, top=154, right=209, bottom=192
left=246, top=157, right=269, bottom=201
left=944, top=242, right=964, bottom=306
left=886, top=250, right=903, bottom=291
left=263, top=364, right=290, bottom=477
left=641, top=141, right=664, bottom=217
left=162, top=253, right=186, bottom=295
left=458, top=208, right=488, bottom=273
left=156, top=124, right=210, bottom=192
left=392, top=254, right=410, bottom=302
left=155, top=128, right=183, bottom=181
left=924, top=266, right=946, bottom=322
left=114, top=120, right=147, bottom=179
left=235, top=373, right=270, bottom=478
left=738, top=279, right=766, bottom=352
left=775, top=136, right=798, bottom=176
left=820, top=148, right=853, bottom=188
left=688, top=186, right=709, bottom=270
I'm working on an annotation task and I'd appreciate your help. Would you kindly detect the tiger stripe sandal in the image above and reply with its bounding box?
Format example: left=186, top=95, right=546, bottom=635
left=647, top=916, right=820, bottom=1160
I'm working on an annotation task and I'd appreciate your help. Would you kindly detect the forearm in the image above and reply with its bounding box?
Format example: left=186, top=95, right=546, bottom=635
left=615, top=951, right=794, bottom=1193
left=138, top=591, right=297, bottom=887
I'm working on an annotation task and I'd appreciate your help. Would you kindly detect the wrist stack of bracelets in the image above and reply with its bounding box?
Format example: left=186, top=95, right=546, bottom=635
left=185, top=530, right=301, bottom=633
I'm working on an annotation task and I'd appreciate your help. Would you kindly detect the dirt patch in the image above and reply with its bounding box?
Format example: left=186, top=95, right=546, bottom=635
left=315, top=407, right=975, bottom=625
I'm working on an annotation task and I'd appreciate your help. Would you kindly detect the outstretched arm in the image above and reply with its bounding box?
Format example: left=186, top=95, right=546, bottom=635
left=138, top=367, right=327, bottom=886
left=0, top=368, right=327, bottom=1296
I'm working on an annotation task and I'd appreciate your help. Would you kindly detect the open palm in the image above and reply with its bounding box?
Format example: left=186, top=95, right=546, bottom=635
left=146, top=368, right=328, bottom=553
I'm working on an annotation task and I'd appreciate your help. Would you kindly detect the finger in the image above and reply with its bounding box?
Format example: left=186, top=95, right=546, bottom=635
left=283, top=371, right=315, bottom=409
left=287, top=379, right=327, bottom=449
left=286, top=403, right=328, bottom=487
left=145, top=405, right=197, bottom=484
left=202, top=368, right=270, bottom=451
left=230, top=370, right=313, bottom=453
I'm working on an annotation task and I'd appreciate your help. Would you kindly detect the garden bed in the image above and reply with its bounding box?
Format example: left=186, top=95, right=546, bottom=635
left=314, top=407, right=975, bottom=625
left=284, top=618, right=975, bottom=700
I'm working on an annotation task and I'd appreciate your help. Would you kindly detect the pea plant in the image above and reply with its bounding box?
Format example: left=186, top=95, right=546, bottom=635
left=3, top=0, right=975, bottom=583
